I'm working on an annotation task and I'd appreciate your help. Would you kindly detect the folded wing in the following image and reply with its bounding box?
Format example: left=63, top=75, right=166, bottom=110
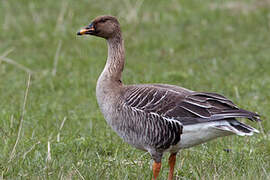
left=123, top=84, right=260, bottom=126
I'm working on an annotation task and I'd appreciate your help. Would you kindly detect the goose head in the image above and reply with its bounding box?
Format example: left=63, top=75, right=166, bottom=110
left=77, top=15, right=120, bottom=39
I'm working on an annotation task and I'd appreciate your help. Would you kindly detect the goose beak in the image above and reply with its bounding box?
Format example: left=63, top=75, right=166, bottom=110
left=77, top=23, right=95, bottom=35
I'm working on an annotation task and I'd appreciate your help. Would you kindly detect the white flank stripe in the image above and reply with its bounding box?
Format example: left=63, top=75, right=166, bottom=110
left=180, top=106, right=209, bottom=118
left=184, top=99, right=212, bottom=108
left=149, top=112, right=182, bottom=125
left=126, top=88, right=142, bottom=103
left=152, top=91, right=168, bottom=106
left=129, top=88, right=148, bottom=106
left=143, top=91, right=159, bottom=108
left=126, top=104, right=182, bottom=126
left=136, top=89, right=155, bottom=108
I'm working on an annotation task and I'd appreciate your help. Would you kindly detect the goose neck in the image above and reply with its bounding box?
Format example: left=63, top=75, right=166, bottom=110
left=102, top=34, right=125, bottom=81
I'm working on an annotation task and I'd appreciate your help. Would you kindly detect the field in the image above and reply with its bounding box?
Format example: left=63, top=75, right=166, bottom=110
left=0, top=0, right=270, bottom=179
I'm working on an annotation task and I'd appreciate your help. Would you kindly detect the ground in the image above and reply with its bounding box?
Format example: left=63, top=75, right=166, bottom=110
left=0, top=0, right=270, bottom=179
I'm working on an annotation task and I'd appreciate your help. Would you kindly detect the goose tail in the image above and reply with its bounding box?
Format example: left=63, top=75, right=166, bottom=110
left=214, top=119, right=259, bottom=136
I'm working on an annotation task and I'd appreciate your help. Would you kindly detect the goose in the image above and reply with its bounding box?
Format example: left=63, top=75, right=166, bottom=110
left=77, top=15, right=261, bottom=180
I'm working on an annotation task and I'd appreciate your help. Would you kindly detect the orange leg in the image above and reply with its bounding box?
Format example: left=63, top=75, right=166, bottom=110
left=152, top=161, right=161, bottom=180
left=168, top=153, right=177, bottom=180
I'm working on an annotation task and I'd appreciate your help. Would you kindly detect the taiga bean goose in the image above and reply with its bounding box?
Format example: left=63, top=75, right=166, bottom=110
left=77, top=15, right=261, bottom=180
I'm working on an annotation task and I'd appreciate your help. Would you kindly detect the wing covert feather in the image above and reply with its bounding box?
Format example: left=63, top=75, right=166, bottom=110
left=122, top=84, right=260, bottom=125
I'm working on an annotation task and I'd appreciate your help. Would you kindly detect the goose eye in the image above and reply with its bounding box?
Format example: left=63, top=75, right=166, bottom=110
left=100, top=19, right=107, bottom=23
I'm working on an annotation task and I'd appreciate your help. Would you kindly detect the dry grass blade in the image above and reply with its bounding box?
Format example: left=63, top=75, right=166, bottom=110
left=234, top=86, right=240, bottom=99
left=0, top=56, right=32, bottom=74
left=119, top=0, right=144, bottom=23
left=55, top=1, right=68, bottom=32
left=0, top=48, right=14, bottom=66
left=8, top=74, right=31, bottom=163
left=262, top=166, right=270, bottom=179
left=22, top=141, right=41, bottom=160
left=46, top=141, right=51, bottom=162
left=57, top=116, right=67, bottom=142
left=0, top=48, right=15, bottom=58
left=10, top=114, right=14, bottom=129
left=52, top=40, right=62, bottom=76
left=72, top=164, right=85, bottom=180
left=258, top=121, right=266, bottom=138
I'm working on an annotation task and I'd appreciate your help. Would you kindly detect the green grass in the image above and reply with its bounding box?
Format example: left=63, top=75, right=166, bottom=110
left=1, top=0, right=270, bottom=179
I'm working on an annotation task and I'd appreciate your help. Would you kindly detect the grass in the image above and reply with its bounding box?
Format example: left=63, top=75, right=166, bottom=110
left=0, top=0, right=270, bottom=179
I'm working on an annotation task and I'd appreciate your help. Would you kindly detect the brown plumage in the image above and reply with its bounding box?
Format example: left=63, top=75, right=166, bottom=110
left=77, top=15, right=260, bottom=180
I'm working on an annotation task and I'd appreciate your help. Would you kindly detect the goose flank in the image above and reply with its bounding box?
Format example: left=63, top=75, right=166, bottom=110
left=77, top=15, right=261, bottom=180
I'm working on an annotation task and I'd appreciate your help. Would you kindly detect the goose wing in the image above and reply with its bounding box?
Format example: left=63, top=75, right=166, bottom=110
left=122, top=84, right=260, bottom=125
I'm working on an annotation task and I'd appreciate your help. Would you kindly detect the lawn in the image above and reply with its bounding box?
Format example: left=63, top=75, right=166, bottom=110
left=0, top=0, right=270, bottom=179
